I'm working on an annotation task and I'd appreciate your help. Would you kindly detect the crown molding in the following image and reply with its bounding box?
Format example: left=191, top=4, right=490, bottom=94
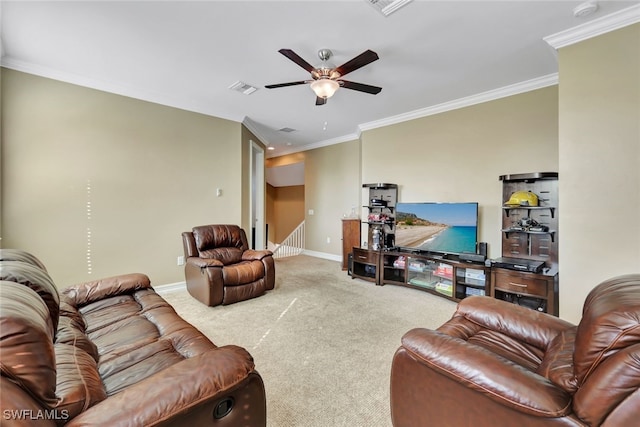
left=359, top=73, right=558, bottom=133
left=544, top=3, right=640, bottom=49
left=242, top=117, right=272, bottom=146
left=268, top=131, right=361, bottom=158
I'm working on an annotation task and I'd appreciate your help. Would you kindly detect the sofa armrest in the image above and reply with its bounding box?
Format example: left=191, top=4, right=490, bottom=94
left=186, top=257, right=224, bottom=268
left=400, top=328, right=572, bottom=417
left=61, top=273, right=151, bottom=307
left=66, top=345, right=265, bottom=426
left=440, top=296, right=575, bottom=349
left=242, top=249, right=272, bottom=261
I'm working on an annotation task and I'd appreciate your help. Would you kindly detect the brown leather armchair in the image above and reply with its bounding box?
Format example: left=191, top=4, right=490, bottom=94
left=390, top=274, right=640, bottom=426
left=182, top=224, right=275, bottom=306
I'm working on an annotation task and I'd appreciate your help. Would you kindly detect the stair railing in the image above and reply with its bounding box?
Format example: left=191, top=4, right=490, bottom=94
left=272, top=221, right=305, bottom=259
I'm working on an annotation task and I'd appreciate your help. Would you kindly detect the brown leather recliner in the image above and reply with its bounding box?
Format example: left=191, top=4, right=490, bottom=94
left=182, top=224, right=275, bottom=306
left=390, top=274, right=640, bottom=426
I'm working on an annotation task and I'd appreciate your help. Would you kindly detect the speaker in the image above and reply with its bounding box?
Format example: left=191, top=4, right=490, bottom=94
left=347, top=253, right=353, bottom=276
left=460, top=252, right=486, bottom=263
left=477, top=242, right=487, bottom=256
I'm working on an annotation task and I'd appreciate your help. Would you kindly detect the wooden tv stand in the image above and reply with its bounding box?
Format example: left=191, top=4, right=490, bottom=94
left=351, top=247, right=490, bottom=303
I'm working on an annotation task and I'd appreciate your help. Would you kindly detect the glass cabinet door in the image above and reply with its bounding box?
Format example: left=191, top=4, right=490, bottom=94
left=406, top=257, right=438, bottom=290
left=455, top=267, right=486, bottom=299
left=432, top=262, right=454, bottom=297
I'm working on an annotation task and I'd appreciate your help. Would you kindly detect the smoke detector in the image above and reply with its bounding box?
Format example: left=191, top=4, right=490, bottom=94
left=366, top=0, right=413, bottom=17
left=573, top=1, right=599, bottom=18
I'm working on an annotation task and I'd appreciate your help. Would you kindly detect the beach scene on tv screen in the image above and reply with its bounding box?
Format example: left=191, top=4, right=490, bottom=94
left=395, top=203, right=478, bottom=253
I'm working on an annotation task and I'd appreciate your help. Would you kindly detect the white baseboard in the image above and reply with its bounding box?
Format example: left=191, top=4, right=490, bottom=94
left=155, top=281, right=186, bottom=295
left=301, top=250, right=341, bottom=263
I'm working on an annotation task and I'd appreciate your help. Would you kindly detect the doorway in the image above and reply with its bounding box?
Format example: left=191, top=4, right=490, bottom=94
left=250, top=140, right=265, bottom=249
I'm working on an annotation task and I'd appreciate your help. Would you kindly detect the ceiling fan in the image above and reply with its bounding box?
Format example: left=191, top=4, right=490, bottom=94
left=265, top=48, right=382, bottom=106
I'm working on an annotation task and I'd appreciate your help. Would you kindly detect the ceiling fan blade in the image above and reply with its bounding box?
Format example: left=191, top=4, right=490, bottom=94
left=335, top=50, right=379, bottom=77
left=315, top=96, right=327, bottom=106
left=265, top=80, right=309, bottom=89
left=278, top=49, right=316, bottom=73
left=340, top=80, right=382, bottom=95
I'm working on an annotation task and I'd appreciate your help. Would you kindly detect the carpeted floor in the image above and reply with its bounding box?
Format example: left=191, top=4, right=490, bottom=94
left=160, top=255, right=457, bottom=427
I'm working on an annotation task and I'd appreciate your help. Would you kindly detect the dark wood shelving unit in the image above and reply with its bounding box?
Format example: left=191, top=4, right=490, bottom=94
left=362, top=183, right=397, bottom=250
left=491, top=172, right=559, bottom=316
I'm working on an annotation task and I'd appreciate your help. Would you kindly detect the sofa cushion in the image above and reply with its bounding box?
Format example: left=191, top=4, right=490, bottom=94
left=0, top=260, right=60, bottom=334
left=99, top=339, right=186, bottom=396
left=74, top=288, right=219, bottom=395
left=193, top=225, right=246, bottom=264
left=54, top=343, right=107, bottom=420
left=0, top=248, right=48, bottom=271
left=0, top=282, right=58, bottom=407
left=62, top=273, right=151, bottom=307
left=56, top=315, right=99, bottom=362
left=574, top=274, right=640, bottom=384
left=573, top=343, right=640, bottom=426
left=537, top=326, right=579, bottom=394
left=200, top=247, right=244, bottom=265
left=222, top=260, right=266, bottom=286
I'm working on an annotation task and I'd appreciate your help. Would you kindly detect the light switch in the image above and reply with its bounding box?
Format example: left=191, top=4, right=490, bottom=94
left=216, top=188, right=222, bottom=197
left=308, top=209, right=314, bottom=215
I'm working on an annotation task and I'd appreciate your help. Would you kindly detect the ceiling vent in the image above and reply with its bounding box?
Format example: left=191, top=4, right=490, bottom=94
left=366, top=0, right=413, bottom=17
left=278, top=127, right=297, bottom=133
left=228, top=81, right=258, bottom=95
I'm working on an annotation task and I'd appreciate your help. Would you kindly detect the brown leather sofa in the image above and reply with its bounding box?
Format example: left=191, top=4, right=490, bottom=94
left=182, top=224, right=275, bottom=306
left=0, top=249, right=266, bottom=426
left=390, top=274, right=640, bottom=426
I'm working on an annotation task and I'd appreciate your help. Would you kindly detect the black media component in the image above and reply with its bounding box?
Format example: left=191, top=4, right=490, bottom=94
left=459, top=252, right=486, bottom=263
left=477, top=242, right=487, bottom=256
left=492, top=257, right=544, bottom=273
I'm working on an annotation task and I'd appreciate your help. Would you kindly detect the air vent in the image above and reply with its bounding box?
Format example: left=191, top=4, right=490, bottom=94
left=228, top=81, right=258, bottom=95
left=366, top=0, right=413, bottom=16
left=278, top=127, right=296, bottom=133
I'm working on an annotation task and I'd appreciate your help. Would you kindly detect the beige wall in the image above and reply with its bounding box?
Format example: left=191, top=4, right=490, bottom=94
left=361, top=86, right=559, bottom=259
left=303, top=140, right=361, bottom=255
left=1, top=69, right=244, bottom=288
left=268, top=185, right=305, bottom=243
left=558, top=23, right=640, bottom=323
left=268, top=140, right=361, bottom=256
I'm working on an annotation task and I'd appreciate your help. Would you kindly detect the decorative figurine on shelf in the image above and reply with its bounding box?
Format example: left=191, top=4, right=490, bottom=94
left=372, top=228, right=381, bottom=250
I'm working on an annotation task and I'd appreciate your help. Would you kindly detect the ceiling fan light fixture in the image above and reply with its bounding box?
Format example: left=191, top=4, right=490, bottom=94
left=310, top=78, right=339, bottom=99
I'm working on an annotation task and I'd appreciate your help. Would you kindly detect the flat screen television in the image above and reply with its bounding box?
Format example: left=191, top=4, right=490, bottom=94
left=394, top=202, right=478, bottom=255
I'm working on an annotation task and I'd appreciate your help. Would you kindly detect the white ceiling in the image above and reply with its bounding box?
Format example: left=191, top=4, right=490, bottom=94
left=2, top=0, right=639, bottom=164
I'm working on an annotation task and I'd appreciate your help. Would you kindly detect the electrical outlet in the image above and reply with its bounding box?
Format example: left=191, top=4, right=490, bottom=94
left=326, top=237, right=331, bottom=244
left=177, top=255, right=185, bottom=266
